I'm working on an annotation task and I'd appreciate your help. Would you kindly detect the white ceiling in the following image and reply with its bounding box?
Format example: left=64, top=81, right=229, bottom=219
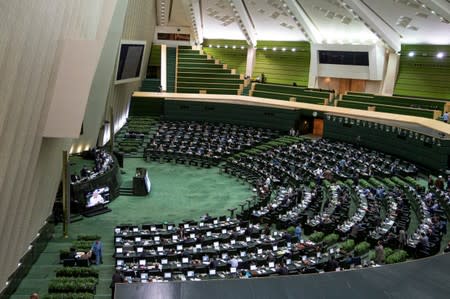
left=166, top=0, right=450, bottom=47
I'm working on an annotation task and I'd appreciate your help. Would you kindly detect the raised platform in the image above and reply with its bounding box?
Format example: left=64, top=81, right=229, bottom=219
left=81, top=204, right=112, bottom=217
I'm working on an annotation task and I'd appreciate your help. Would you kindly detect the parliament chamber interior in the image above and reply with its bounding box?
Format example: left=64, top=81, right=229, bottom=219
left=1, top=1, right=450, bottom=299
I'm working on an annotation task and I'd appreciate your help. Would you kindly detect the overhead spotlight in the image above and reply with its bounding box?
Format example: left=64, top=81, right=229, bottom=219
left=408, top=51, right=415, bottom=57
left=209, top=44, right=212, bottom=48
left=436, top=52, right=445, bottom=58
left=272, top=47, right=277, bottom=51
left=240, top=45, right=245, bottom=49
left=282, top=47, right=286, bottom=51
left=217, top=45, right=221, bottom=48
left=263, top=47, right=267, bottom=51
left=291, top=48, right=296, bottom=52
left=224, top=45, right=228, bottom=48
left=232, top=45, right=236, bottom=49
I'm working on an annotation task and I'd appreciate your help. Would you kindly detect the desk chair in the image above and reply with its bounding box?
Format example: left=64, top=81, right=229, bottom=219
left=227, top=208, right=237, bottom=218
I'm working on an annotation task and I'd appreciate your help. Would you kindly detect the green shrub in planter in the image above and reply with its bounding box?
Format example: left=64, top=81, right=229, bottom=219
left=382, top=178, right=396, bottom=188
left=384, top=247, right=394, bottom=258
left=56, top=267, right=99, bottom=278
left=341, top=239, right=355, bottom=252
left=323, top=233, right=339, bottom=246
left=48, top=277, right=97, bottom=294
left=286, top=226, right=296, bottom=235
left=354, top=241, right=370, bottom=256
left=59, top=249, right=71, bottom=260
left=71, top=240, right=93, bottom=252
left=43, top=293, right=95, bottom=299
left=308, top=231, right=325, bottom=243
left=386, top=250, right=408, bottom=264
left=344, top=179, right=354, bottom=186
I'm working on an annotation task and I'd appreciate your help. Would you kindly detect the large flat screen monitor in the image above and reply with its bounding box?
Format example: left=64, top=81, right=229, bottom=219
left=115, top=40, right=146, bottom=84
left=85, top=187, right=110, bottom=208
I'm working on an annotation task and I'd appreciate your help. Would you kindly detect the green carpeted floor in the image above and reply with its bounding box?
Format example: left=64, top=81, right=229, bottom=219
left=10, top=158, right=253, bottom=299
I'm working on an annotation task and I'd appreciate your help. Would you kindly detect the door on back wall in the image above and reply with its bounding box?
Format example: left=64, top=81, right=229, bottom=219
left=339, top=78, right=366, bottom=94
left=313, top=118, right=324, bottom=136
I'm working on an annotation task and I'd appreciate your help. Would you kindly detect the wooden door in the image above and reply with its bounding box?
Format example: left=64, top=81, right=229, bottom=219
left=313, top=118, right=324, bottom=136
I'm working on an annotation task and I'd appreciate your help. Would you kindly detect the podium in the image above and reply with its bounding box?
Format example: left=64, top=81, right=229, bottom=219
left=133, top=167, right=151, bottom=196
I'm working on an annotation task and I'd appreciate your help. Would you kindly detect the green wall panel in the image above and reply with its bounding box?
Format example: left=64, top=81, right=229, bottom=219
left=395, top=44, right=450, bottom=99
left=164, top=100, right=298, bottom=131
left=253, top=41, right=310, bottom=85
left=149, top=45, right=161, bottom=66
left=129, top=97, right=164, bottom=116
left=203, top=39, right=247, bottom=75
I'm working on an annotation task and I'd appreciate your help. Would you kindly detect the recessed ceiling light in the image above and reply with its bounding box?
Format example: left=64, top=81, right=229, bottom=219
left=224, top=45, right=228, bottom=48
left=408, top=51, right=415, bottom=57
left=263, top=47, right=267, bottom=50
left=436, top=52, right=445, bottom=58
left=240, top=46, right=245, bottom=49
left=272, top=47, right=277, bottom=51
left=232, top=45, right=236, bottom=49
left=282, top=48, right=286, bottom=51
left=291, top=48, right=296, bottom=52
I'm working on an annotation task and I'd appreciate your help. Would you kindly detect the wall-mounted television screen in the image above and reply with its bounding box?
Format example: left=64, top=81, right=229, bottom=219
left=85, top=187, right=110, bottom=208
left=115, top=40, right=146, bottom=84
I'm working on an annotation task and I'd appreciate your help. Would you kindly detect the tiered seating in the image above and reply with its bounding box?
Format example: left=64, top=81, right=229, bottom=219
left=404, top=186, right=447, bottom=257
left=113, top=217, right=351, bottom=282
left=144, top=120, right=280, bottom=166
left=176, top=46, right=245, bottom=95
left=113, top=122, right=448, bottom=282
left=114, top=116, right=158, bottom=157
left=338, top=92, right=448, bottom=119
left=250, top=83, right=333, bottom=105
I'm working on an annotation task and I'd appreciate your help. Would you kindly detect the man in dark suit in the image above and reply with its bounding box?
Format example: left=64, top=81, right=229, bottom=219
left=110, top=269, right=124, bottom=299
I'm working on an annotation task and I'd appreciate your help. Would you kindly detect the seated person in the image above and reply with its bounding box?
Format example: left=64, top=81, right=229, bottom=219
left=444, top=241, right=450, bottom=253
left=276, top=263, right=289, bottom=275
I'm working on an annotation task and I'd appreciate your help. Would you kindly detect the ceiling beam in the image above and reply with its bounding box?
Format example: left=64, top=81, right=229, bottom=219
left=341, top=0, right=401, bottom=52
left=415, top=0, right=450, bottom=24
left=281, top=0, right=323, bottom=43
left=229, top=0, right=257, bottom=47
left=188, top=0, right=203, bottom=45
left=158, top=0, right=171, bottom=26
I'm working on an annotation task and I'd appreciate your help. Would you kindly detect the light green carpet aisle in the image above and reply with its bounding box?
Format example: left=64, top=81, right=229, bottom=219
left=10, top=158, right=253, bottom=299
